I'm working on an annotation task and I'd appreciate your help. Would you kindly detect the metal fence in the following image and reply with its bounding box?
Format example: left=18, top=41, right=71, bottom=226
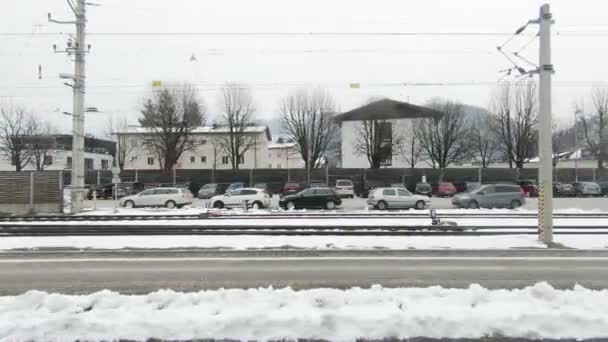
left=0, top=171, right=63, bottom=214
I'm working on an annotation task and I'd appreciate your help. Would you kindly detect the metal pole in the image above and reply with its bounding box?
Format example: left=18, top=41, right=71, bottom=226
left=574, top=110, right=579, bottom=182
left=537, top=3, right=554, bottom=244
left=96, top=169, right=100, bottom=185
left=173, top=167, right=176, bottom=186
left=29, top=172, right=34, bottom=213
left=135, top=169, right=139, bottom=182
left=69, top=0, right=87, bottom=214
left=478, top=167, right=482, bottom=184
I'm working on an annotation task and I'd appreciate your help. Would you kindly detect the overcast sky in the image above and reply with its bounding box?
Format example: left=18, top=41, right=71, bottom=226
left=1, top=0, right=608, bottom=137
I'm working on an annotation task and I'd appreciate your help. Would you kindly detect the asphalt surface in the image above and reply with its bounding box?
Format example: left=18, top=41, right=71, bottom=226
left=2, top=249, right=608, bottom=295
left=86, top=196, right=608, bottom=211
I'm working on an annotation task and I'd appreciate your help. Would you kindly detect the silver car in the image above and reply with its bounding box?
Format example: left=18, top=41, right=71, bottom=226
left=367, top=187, right=430, bottom=210
left=119, top=187, right=193, bottom=209
left=452, top=184, right=524, bottom=209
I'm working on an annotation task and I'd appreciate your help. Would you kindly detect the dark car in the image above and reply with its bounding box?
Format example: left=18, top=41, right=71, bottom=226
left=282, top=182, right=303, bottom=195
left=553, top=182, right=575, bottom=197
left=198, top=183, right=230, bottom=199
left=279, top=187, right=342, bottom=210
left=516, top=180, right=538, bottom=197
left=88, top=183, right=129, bottom=200
left=433, top=182, right=457, bottom=197
left=414, top=182, right=432, bottom=196
left=359, top=180, right=385, bottom=198
left=309, top=181, right=329, bottom=188
left=253, top=182, right=283, bottom=195
left=454, top=181, right=480, bottom=193
left=599, top=182, right=608, bottom=197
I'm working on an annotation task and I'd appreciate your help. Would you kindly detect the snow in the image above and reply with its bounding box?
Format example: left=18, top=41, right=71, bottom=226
left=1, top=283, right=608, bottom=341
left=0, top=235, right=551, bottom=250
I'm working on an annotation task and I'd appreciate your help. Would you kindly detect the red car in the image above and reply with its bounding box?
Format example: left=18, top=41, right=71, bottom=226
left=517, top=180, right=538, bottom=197
left=433, top=182, right=457, bottom=197
left=282, top=182, right=303, bottom=195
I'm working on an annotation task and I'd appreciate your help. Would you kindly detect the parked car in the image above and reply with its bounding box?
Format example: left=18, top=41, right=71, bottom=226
left=452, top=184, right=525, bottom=209
left=414, top=182, right=432, bottom=196
left=119, top=187, right=193, bottom=209
left=309, top=181, right=329, bottom=188
left=279, top=187, right=342, bottom=210
left=87, top=183, right=128, bottom=200
left=197, top=183, right=230, bottom=199
left=462, top=182, right=481, bottom=193
left=390, top=183, right=406, bottom=189
left=433, top=182, right=457, bottom=197
left=367, top=187, right=430, bottom=210
left=253, top=182, right=283, bottom=195
left=599, top=182, right=608, bottom=197
left=210, top=188, right=271, bottom=209
left=282, top=182, right=303, bottom=195
left=359, top=180, right=385, bottom=198
left=516, top=180, right=539, bottom=197
left=573, top=182, right=602, bottom=197
left=334, top=179, right=355, bottom=198
left=553, top=182, right=575, bottom=197
left=226, top=182, right=246, bottom=193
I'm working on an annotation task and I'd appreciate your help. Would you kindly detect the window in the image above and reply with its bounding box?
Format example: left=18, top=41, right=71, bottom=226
left=221, top=156, right=229, bottom=165
left=397, top=189, right=410, bottom=196
left=238, top=156, right=245, bottom=164
left=229, top=189, right=242, bottom=196
left=269, top=164, right=272, bottom=168
left=190, top=156, right=195, bottom=163
left=140, top=189, right=154, bottom=196
left=201, top=156, right=207, bottom=163
left=147, top=157, right=154, bottom=166
left=85, top=158, right=94, bottom=170
left=43, top=155, right=53, bottom=166
left=382, top=189, right=396, bottom=196
left=66, top=157, right=72, bottom=169
left=241, top=189, right=257, bottom=195
left=200, top=139, right=207, bottom=145
left=277, top=163, right=281, bottom=169
left=496, top=185, right=517, bottom=193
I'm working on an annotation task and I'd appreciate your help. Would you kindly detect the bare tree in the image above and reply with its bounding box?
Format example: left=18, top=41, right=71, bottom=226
left=139, top=84, right=206, bottom=171
left=28, top=122, right=56, bottom=171
left=493, top=81, right=538, bottom=169
left=471, top=114, right=499, bottom=168
left=418, top=99, right=470, bottom=169
left=208, top=135, right=222, bottom=182
left=280, top=87, right=337, bottom=170
left=217, top=83, right=256, bottom=170
left=578, top=88, right=608, bottom=168
left=552, top=121, right=570, bottom=168
left=397, top=120, right=423, bottom=168
left=0, top=104, right=37, bottom=171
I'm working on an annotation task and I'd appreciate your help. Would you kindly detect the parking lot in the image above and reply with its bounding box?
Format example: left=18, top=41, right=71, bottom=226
left=85, top=195, right=608, bottom=212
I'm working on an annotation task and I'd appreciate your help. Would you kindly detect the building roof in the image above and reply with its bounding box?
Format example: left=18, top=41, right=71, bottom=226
left=115, top=125, right=272, bottom=141
left=268, top=142, right=298, bottom=149
left=333, top=99, right=444, bottom=122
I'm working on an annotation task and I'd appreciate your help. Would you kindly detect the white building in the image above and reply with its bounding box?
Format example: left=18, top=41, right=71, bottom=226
left=114, top=125, right=272, bottom=170
left=334, top=99, right=443, bottom=168
left=267, top=142, right=305, bottom=169
left=0, top=135, right=114, bottom=171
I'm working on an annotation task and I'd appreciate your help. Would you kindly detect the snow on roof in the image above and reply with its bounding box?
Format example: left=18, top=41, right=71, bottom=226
left=268, top=142, right=297, bottom=149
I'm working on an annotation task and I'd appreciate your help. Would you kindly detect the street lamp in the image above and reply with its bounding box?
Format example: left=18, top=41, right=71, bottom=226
left=574, top=109, right=581, bottom=182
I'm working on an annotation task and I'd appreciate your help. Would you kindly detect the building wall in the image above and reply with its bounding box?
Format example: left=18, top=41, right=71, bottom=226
left=341, top=119, right=417, bottom=169
left=119, top=132, right=271, bottom=170
left=0, top=150, right=113, bottom=171
left=268, top=145, right=305, bottom=169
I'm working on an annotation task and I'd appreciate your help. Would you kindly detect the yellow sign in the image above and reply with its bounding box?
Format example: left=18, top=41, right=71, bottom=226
left=349, top=83, right=361, bottom=89
left=152, top=80, right=162, bottom=87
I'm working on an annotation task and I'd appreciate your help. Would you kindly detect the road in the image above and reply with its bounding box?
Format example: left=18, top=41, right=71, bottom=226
left=2, top=250, right=608, bottom=295
left=86, top=196, right=608, bottom=211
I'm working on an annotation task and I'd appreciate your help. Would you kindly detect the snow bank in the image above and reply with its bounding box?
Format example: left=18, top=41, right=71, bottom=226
left=1, top=283, right=607, bottom=341
left=0, top=235, right=547, bottom=250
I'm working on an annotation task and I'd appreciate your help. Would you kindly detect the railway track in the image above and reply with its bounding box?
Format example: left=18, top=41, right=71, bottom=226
left=0, top=224, right=607, bottom=236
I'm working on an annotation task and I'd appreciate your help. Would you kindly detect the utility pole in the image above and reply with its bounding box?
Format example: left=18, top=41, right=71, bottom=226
left=532, top=3, right=555, bottom=244
left=49, top=0, right=90, bottom=214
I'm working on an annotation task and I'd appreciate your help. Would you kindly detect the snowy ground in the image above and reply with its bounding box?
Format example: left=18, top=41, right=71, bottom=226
left=1, top=282, right=607, bottom=341
left=2, top=234, right=608, bottom=250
